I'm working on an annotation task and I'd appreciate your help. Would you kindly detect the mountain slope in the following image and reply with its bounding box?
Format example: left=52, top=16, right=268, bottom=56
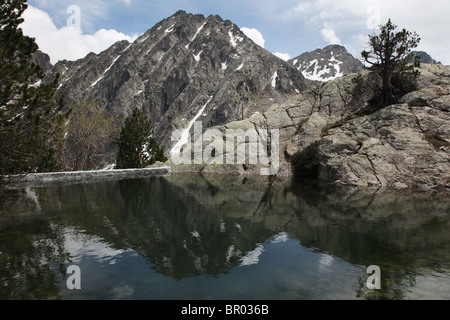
left=289, top=44, right=364, bottom=82
left=47, top=10, right=310, bottom=151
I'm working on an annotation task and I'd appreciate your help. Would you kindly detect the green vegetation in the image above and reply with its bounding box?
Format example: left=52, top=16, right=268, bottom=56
left=0, top=1, right=169, bottom=183
left=116, top=108, right=167, bottom=169
left=291, top=141, right=321, bottom=179
left=362, top=19, right=421, bottom=107
left=0, top=0, right=67, bottom=185
left=351, top=73, right=366, bottom=96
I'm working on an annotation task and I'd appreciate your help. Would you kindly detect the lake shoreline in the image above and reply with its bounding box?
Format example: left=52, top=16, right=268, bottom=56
left=2, top=164, right=448, bottom=194
left=2, top=166, right=172, bottom=188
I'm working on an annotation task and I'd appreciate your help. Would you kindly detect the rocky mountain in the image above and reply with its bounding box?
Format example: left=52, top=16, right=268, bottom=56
left=46, top=10, right=310, bottom=151
left=410, top=51, right=442, bottom=65
left=31, top=50, right=53, bottom=73
left=288, top=44, right=364, bottom=82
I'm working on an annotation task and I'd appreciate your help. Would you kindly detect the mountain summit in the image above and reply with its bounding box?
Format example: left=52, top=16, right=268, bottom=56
left=410, top=51, right=442, bottom=65
left=48, top=10, right=310, bottom=150
left=289, top=45, right=364, bottom=82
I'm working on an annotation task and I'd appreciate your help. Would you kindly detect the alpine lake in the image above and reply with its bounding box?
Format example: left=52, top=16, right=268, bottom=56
left=0, top=173, right=449, bottom=300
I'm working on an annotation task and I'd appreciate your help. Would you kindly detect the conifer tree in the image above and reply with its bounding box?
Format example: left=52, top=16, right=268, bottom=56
left=362, top=19, right=421, bottom=107
left=0, top=0, right=66, bottom=182
left=116, top=108, right=167, bottom=169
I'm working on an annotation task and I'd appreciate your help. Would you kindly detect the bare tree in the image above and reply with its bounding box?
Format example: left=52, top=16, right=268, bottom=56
left=62, top=100, right=120, bottom=171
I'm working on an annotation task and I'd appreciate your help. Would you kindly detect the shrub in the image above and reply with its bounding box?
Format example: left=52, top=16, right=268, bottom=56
left=291, top=141, right=321, bottom=179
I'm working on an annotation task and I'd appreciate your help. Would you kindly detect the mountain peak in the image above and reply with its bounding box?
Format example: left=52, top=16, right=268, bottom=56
left=50, top=10, right=310, bottom=151
left=289, top=45, right=364, bottom=82
left=173, top=9, right=188, bottom=16
left=323, top=44, right=347, bottom=51
left=410, top=51, right=442, bottom=65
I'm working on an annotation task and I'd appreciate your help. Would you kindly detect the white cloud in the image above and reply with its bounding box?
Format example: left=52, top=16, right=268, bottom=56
left=273, top=52, right=291, bottom=61
left=321, top=23, right=341, bottom=45
left=282, top=0, right=450, bottom=65
left=241, top=27, right=265, bottom=48
left=21, top=5, right=137, bottom=64
left=292, top=2, right=313, bottom=13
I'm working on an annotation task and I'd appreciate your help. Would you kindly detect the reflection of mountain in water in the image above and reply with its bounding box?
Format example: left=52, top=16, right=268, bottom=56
left=1, top=175, right=449, bottom=299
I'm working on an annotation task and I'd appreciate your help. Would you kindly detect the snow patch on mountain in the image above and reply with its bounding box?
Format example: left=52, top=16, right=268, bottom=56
left=90, top=55, right=121, bottom=87
left=165, top=23, right=176, bottom=34
left=298, top=55, right=344, bottom=82
left=193, top=50, right=203, bottom=62
left=290, top=44, right=364, bottom=82
left=170, top=96, right=213, bottom=157
left=229, top=30, right=243, bottom=48
left=271, top=71, right=278, bottom=88
left=186, top=21, right=207, bottom=49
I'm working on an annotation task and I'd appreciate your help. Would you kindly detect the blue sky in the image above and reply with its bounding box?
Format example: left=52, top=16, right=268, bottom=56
left=23, top=0, right=450, bottom=65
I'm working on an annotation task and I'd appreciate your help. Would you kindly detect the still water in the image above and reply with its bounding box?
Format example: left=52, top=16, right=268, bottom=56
left=0, top=174, right=449, bottom=300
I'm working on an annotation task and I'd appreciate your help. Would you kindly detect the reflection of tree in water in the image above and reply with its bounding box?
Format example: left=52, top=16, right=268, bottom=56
left=0, top=190, right=68, bottom=300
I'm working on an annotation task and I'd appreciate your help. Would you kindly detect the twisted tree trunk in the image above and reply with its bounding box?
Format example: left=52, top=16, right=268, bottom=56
left=381, top=69, right=396, bottom=107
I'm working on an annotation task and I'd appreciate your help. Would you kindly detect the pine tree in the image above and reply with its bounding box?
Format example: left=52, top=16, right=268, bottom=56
left=362, top=19, right=421, bottom=107
left=0, top=0, right=66, bottom=182
left=116, top=108, right=167, bottom=169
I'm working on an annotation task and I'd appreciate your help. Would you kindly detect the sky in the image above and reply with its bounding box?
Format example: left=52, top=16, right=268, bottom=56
left=21, top=0, right=450, bottom=65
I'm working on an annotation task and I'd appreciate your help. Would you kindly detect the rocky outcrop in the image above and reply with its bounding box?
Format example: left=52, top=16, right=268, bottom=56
left=318, top=64, right=449, bottom=190
left=31, top=50, right=53, bottom=73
